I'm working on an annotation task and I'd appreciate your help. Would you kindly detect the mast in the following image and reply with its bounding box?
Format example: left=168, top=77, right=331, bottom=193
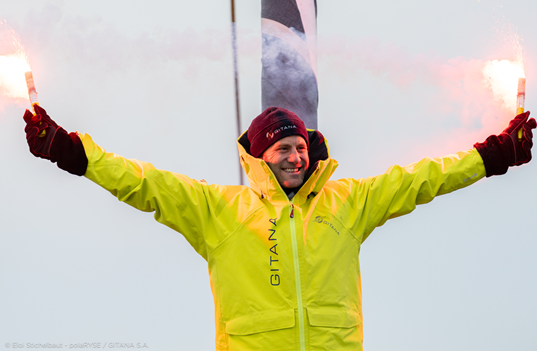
left=231, top=0, right=244, bottom=185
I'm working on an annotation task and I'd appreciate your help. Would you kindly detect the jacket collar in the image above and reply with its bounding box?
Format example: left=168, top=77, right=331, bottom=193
left=237, top=129, right=339, bottom=205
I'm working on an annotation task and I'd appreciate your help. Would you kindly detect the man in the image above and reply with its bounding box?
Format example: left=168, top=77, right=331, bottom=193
left=23, top=105, right=536, bottom=351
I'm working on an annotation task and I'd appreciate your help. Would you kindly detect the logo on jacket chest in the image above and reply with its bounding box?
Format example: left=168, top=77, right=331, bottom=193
left=314, top=216, right=340, bottom=235
left=267, top=218, right=280, bottom=286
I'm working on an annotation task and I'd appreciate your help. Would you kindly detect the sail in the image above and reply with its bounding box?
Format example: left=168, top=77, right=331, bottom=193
left=261, top=0, right=318, bottom=129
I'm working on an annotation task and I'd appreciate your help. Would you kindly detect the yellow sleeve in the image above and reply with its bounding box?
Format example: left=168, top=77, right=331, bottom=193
left=361, top=148, right=486, bottom=241
left=78, top=132, right=214, bottom=260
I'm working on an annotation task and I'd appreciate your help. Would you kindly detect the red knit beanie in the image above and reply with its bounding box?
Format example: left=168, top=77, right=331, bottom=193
left=248, top=107, right=309, bottom=158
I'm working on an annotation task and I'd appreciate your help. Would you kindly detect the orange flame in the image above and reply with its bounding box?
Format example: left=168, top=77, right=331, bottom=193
left=482, top=59, right=525, bottom=112
left=0, top=20, right=32, bottom=102
left=0, top=52, right=31, bottom=99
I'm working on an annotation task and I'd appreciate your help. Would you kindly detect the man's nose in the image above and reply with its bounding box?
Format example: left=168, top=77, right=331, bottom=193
left=288, top=148, right=301, bottom=164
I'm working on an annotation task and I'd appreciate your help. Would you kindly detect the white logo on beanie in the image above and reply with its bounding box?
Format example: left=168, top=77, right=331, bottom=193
left=266, top=124, right=297, bottom=140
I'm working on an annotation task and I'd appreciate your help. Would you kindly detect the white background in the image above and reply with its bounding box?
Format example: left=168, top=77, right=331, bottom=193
left=1, top=0, right=536, bottom=350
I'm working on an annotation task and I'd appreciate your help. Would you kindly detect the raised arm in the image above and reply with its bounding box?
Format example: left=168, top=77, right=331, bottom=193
left=80, top=133, right=216, bottom=258
left=23, top=105, right=214, bottom=259
left=358, top=112, right=536, bottom=240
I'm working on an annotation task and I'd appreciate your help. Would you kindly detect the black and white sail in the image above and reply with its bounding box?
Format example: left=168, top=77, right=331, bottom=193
left=261, top=0, right=318, bottom=129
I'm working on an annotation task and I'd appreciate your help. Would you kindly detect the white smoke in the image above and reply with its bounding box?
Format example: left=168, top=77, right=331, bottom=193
left=2, top=3, right=525, bottom=141
left=316, top=33, right=526, bottom=160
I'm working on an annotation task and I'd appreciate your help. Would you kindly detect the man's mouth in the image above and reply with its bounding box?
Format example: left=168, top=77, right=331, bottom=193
left=283, top=168, right=301, bottom=173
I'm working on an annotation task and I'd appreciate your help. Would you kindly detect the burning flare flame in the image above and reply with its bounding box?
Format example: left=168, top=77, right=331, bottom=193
left=0, top=20, right=32, bottom=102
left=483, top=59, right=525, bottom=112
left=0, top=52, right=31, bottom=99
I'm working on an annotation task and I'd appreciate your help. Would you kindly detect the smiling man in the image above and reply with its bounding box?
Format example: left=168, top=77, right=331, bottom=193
left=248, top=107, right=311, bottom=196
left=263, top=135, right=309, bottom=189
left=23, top=105, right=536, bottom=351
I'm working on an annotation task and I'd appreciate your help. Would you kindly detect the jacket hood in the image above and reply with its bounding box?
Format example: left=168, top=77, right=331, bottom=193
left=237, top=129, right=339, bottom=204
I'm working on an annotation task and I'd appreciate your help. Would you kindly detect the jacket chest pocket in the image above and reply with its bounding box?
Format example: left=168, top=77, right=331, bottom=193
left=225, top=309, right=297, bottom=351
left=307, top=307, right=361, bottom=328
left=307, top=307, right=363, bottom=350
left=225, top=309, right=295, bottom=335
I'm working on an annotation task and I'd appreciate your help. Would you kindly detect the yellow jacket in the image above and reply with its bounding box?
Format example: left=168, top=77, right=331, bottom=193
left=80, top=130, right=486, bottom=351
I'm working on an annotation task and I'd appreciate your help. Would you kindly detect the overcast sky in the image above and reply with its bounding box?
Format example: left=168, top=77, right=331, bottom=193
left=1, top=0, right=536, bottom=350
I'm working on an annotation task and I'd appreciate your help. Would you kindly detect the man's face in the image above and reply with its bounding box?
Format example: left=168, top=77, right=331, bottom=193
left=262, top=135, right=310, bottom=189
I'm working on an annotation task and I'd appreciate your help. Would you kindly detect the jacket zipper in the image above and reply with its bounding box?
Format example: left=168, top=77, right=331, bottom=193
left=289, top=202, right=305, bottom=351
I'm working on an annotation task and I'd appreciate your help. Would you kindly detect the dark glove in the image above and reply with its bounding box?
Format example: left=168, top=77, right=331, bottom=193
left=23, top=105, right=88, bottom=176
left=474, top=111, right=537, bottom=177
